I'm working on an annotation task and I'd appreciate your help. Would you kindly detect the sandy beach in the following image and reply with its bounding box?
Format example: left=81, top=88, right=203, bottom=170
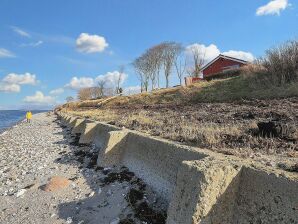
left=0, top=112, right=166, bottom=224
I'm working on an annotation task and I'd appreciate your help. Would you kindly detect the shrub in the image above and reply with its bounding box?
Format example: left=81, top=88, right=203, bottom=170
left=260, top=40, right=298, bottom=85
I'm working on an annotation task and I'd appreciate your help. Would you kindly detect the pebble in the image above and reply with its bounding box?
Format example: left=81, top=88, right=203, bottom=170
left=66, top=217, right=73, bottom=223
left=15, top=189, right=26, bottom=197
left=88, top=191, right=95, bottom=197
left=110, top=217, right=120, bottom=224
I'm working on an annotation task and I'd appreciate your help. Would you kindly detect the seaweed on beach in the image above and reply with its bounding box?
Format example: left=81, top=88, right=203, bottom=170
left=70, top=133, right=81, bottom=146
left=126, top=188, right=144, bottom=204
left=119, top=218, right=135, bottom=224
left=135, top=201, right=166, bottom=224
left=125, top=187, right=167, bottom=224
left=86, top=154, right=98, bottom=169
left=103, top=169, right=135, bottom=185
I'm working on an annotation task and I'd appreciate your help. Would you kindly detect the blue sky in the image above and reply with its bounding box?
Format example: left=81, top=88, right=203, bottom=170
left=0, top=0, right=297, bottom=109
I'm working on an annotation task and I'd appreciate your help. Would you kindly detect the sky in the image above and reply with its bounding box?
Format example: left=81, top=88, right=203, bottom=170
left=0, top=0, right=297, bottom=109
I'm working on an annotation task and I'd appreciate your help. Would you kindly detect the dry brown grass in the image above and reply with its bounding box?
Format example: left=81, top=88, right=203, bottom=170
left=60, top=75, right=298, bottom=112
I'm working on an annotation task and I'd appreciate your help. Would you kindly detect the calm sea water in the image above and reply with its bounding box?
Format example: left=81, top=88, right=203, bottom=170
left=0, top=110, right=48, bottom=133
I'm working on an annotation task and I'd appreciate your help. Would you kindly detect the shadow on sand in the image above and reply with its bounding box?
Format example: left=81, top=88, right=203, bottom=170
left=52, top=117, right=167, bottom=224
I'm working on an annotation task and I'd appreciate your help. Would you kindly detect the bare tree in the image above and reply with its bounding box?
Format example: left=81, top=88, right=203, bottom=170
left=66, top=96, right=74, bottom=102
left=174, top=54, right=187, bottom=85
left=150, top=45, right=164, bottom=88
left=77, top=88, right=92, bottom=101
left=116, top=65, right=125, bottom=94
left=133, top=56, right=150, bottom=92
left=188, top=46, right=206, bottom=77
left=143, top=49, right=158, bottom=90
left=104, top=87, right=115, bottom=97
left=159, top=42, right=182, bottom=88
left=90, top=87, right=102, bottom=99
left=98, top=80, right=106, bottom=97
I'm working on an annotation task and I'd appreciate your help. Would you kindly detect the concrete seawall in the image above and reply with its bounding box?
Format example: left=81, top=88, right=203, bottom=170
left=56, top=112, right=298, bottom=224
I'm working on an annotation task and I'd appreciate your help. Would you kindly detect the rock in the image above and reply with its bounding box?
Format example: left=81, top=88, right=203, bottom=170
left=107, top=189, right=112, bottom=196
left=66, top=217, right=73, bottom=223
left=42, top=176, right=71, bottom=192
left=110, top=217, right=120, bottom=224
left=15, top=189, right=26, bottom=197
left=88, top=191, right=95, bottom=197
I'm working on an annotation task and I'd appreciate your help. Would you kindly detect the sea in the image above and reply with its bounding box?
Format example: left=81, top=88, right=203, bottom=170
left=0, top=110, right=48, bottom=134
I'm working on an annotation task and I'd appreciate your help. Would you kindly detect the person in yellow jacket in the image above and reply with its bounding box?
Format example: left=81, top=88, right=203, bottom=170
left=26, top=111, right=32, bottom=123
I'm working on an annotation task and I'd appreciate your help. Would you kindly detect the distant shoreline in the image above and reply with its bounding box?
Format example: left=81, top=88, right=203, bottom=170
left=0, top=111, right=49, bottom=135
left=0, top=118, right=24, bottom=136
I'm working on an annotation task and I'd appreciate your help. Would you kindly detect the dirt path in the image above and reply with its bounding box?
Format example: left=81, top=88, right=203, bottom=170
left=0, top=113, right=166, bottom=224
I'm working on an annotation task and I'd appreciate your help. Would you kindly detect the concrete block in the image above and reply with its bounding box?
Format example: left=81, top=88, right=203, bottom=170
left=71, top=118, right=86, bottom=134
left=97, top=130, right=129, bottom=167
left=121, top=131, right=209, bottom=202
left=68, top=117, right=78, bottom=128
left=167, top=157, right=242, bottom=224
left=79, top=122, right=99, bottom=144
left=93, top=123, right=122, bottom=149
left=234, top=166, right=298, bottom=224
left=65, top=116, right=73, bottom=126
left=57, top=114, right=298, bottom=223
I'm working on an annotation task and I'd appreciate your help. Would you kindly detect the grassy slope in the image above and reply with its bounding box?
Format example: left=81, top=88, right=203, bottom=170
left=59, top=75, right=298, bottom=163
left=62, top=76, right=298, bottom=110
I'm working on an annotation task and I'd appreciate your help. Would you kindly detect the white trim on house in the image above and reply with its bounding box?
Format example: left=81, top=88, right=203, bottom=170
left=201, top=54, right=248, bottom=72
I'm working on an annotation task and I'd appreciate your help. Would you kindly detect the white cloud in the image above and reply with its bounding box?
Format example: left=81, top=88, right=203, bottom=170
left=123, top=85, right=141, bottom=95
left=186, top=44, right=220, bottom=62
left=20, top=41, right=43, bottom=47
left=76, top=33, right=108, bottom=53
left=0, top=83, right=20, bottom=93
left=256, top=0, right=289, bottom=16
left=0, top=48, right=15, bottom=58
left=222, top=50, right=255, bottom=62
left=95, top=71, right=127, bottom=87
left=50, top=88, right=64, bottom=95
left=3, top=73, right=37, bottom=85
left=65, top=70, right=127, bottom=91
left=11, top=26, right=31, bottom=38
left=23, top=91, right=55, bottom=104
left=65, top=77, right=95, bottom=90
left=0, top=72, right=37, bottom=93
left=185, top=43, right=254, bottom=64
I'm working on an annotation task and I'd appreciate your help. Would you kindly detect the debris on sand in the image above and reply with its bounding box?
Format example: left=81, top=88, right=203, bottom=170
left=126, top=188, right=167, bottom=224
left=278, top=163, right=298, bottom=173
left=103, top=168, right=135, bottom=185
left=41, top=176, right=71, bottom=192
left=257, top=120, right=297, bottom=139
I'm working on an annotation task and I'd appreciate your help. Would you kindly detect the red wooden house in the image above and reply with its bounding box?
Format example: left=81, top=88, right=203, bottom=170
left=201, top=54, right=248, bottom=79
left=184, top=54, right=249, bottom=86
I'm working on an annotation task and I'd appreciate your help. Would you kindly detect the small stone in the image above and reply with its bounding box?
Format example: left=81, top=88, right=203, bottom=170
left=15, top=189, right=26, bottom=197
left=66, top=217, right=73, bottom=223
left=110, top=217, right=120, bottom=224
left=42, top=176, right=71, bottom=192
left=88, top=191, right=95, bottom=197
left=107, top=189, right=112, bottom=196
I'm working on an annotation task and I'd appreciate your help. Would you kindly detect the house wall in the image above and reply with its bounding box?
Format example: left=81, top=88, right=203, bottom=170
left=203, top=57, right=246, bottom=77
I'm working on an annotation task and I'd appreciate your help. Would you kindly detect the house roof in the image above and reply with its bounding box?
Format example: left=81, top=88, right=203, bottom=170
left=201, top=54, right=249, bottom=71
